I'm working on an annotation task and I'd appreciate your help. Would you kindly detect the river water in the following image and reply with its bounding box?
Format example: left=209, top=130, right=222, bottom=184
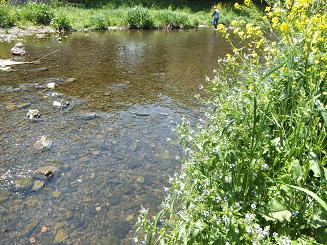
left=0, top=28, right=229, bottom=244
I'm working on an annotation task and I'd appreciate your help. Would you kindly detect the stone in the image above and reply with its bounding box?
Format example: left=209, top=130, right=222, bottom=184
left=34, top=136, right=53, bottom=152
left=126, top=214, right=134, bottom=222
left=96, top=206, right=101, bottom=212
left=52, top=191, right=62, bottom=198
left=34, top=166, right=58, bottom=180
left=40, top=226, right=48, bottom=233
left=27, top=109, right=41, bottom=121
left=31, top=180, right=45, bottom=191
left=11, top=42, right=26, bottom=56
left=18, top=219, right=38, bottom=237
left=54, top=229, right=68, bottom=243
left=66, top=78, right=76, bottom=83
left=33, top=67, right=48, bottom=72
left=47, top=82, right=56, bottom=89
left=0, top=190, right=10, bottom=204
left=14, top=177, right=33, bottom=191
left=136, top=176, right=144, bottom=184
left=29, top=237, right=36, bottom=244
left=80, top=113, right=99, bottom=121
left=53, top=101, right=61, bottom=107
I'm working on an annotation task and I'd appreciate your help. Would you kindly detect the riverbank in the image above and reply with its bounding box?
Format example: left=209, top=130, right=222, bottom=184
left=0, top=2, right=263, bottom=41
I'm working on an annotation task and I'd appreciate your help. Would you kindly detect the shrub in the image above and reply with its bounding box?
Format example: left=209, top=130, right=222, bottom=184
left=155, top=10, right=191, bottom=29
left=51, top=13, right=72, bottom=31
left=90, top=14, right=108, bottom=30
left=137, top=0, right=327, bottom=244
left=126, top=6, right=153, bottom=29
left=22, top=3, right=53, bottom=25
left=0, top=5, right=15, bottom=28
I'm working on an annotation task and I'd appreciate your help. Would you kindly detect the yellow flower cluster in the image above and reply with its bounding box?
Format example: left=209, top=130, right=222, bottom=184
left=244, top=0, right=252, bottom=7
left=234, top=3, right=241, bottom=10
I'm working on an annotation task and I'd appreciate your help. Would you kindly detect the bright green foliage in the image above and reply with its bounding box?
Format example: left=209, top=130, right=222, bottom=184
left=154, top=10, right=196, bottom=29
left=22, top=3, right=53, bottom=25
left=0, top=4, right=15, bottom=28
left=137, top=0, right=327, bottom=244
left=126, top=6, right=153, bottom=29
left=51, top=13, right=72, bottom=31
left=90, top=14, right=108, bottom=30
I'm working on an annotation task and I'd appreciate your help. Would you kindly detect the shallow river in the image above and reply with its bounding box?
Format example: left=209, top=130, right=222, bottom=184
left=0, top=28, right=229, bottom=244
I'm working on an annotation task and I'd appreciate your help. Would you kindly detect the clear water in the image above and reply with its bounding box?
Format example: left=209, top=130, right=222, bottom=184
left=0, top=29, right=230, bottom=244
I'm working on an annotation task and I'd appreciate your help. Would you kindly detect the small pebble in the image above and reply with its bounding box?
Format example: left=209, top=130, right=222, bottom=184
left=40, top=226, right=48, bottom=233
left=96, top=206, right=101, bottom=212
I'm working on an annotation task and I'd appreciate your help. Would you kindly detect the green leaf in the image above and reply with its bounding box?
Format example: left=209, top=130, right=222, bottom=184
left=265, top=198, right=292, bottom=222
left=308, top=151, right=321, bottom=178
left=283, top=184, right=327, bottom=212
left=268, top=210, right=292, bottom=222
left=315, top=99, right=327, bottom=128
left=291, top=159, right=303, bottom=185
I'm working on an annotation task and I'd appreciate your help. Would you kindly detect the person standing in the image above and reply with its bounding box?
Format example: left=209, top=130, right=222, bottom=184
left=212, top=6, right=220, bottom=30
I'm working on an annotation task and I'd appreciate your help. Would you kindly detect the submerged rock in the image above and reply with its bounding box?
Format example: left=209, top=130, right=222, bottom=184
left=31, top=180, right=45, bottom=191
left=34, top=166, right=58, bottom=180
left=54, top=229, right=68, bottom=243
left=0, top=190, right=10, bottom=204
left=14, top=177, right=34, bottom=191
left=52, top=191, right=62, bottom=199
left=80, top=112, right=99, bottom=121
left=27, top=109, right=41, bottom=121
left=136, top=176, right=144, bottom=184
left=34, top=136, right=53, bottom=152
left=11, top=42, right=26, bottom=56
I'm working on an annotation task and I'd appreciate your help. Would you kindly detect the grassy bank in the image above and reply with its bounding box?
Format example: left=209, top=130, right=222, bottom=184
left=137, top=0, right=326, bottom=244
left=0, top=2, right=263, bottom=31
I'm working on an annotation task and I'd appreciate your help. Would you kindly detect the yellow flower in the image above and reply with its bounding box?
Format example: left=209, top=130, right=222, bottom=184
left=265, top=6, right=271, bottom=12
left=280, top=22, right=289, bottom=32
left=226, top=53, right=232, bottom=59
left=272, top=17, right=279, bottom=27
left=234, top=3, right=241, bottom=10
left=217, top=24, right=226, bottom=33
left=231, top=20, right=238, bottom=27
left=244, top=0, right=251, bottom=7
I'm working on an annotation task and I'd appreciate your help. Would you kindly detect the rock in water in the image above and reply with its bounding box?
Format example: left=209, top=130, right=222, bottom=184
left=34, top=166, right=58, bottom=180
left=47, top=82, right=56, bottom=89
left=31, top=180, right=45, bottom=191
left=27, top=109, right=41, bottom=121
left=80, top=112, right=99, bottom=121
left=34, top=136, right=53, bottom=151
left=14, top=177, right=34, bottom=191
left=54, top=229, right=68, bottom=243
left=11, top=42, right=26, bottom=56
left=53, top=101, right=61, bottom=107
left=66, top=78, right=76, bottom=83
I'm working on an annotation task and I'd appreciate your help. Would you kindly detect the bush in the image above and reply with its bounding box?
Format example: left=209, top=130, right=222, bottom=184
left=0, top=5, right=15, bottom=28
left=22, top=3, right=53, bottom=25
left=51, top=13, right=72, bottom=31
left=137, top=0, right=327, bottom=244
left=90, top=14, right=108, bottom=30
left=155, top=10, right=191, bottom=29
left=126, top=6, right=153, bottom=29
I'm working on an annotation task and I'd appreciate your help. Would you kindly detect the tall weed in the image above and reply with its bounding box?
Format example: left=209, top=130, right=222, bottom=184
left=22, top=3, right=53, bottom=25
left=137, top=0, right=327, bottom=244
left=126, top=6, right=153, bottom=29
left=0, top=4, right=15, bottom=28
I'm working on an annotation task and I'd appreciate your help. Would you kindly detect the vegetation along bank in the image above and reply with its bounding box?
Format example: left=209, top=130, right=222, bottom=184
left=136, top=0, right=327, bottom=244
left=0, top=1, right=264, bottom=32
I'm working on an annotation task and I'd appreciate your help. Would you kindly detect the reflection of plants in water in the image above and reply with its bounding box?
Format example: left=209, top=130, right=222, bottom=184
left=136, top=0, right=327, bottom=244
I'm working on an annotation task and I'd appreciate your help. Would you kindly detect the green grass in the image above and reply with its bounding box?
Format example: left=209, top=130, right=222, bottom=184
left=1, top=3, right=261, bottom=31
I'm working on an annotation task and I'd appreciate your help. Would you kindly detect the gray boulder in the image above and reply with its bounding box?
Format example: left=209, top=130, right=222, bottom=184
left=11, top=42, right=26, bottom=56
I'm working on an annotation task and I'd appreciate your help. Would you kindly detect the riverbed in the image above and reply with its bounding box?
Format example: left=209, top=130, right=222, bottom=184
left=0, top=28, right=230, bottom=244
